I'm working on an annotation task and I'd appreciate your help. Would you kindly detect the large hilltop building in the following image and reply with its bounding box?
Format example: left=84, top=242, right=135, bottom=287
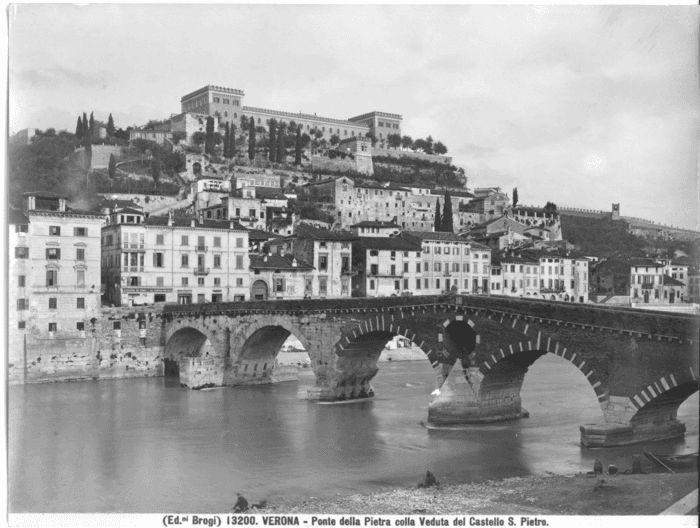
left=179, top=85, right=402, bottom=142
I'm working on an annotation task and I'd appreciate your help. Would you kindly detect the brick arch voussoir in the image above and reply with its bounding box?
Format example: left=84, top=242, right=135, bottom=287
left=472, top=312, right=608, bottom=405
left=627, top=369, right=699, bottom=414
left=333, top=312, right=441, bottom=366
left=232, top=315, right=311, bottom=352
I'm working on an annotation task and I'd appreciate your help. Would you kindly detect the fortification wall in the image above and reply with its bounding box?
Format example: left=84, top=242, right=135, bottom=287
left=310, top=156, right=357, bottom=174
left=372, top=148, right=452, bottom=165
left=10, top=305, right=166, bottom=385
left=559, top=207, right=611, bottom=220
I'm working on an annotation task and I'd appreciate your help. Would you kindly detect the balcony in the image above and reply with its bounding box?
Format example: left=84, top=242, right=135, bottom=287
left=194, top=266, right=210, bottom=276
left=341, top=267, right=359, bottom=276
left=370, top=271, right=404, bottom=278
left=122, top=266, right=144, bottom=272
left=122, top=243, right=145, bottom=251
left=196, top=245, right=208, bottom=252
left=540, top=287, right=565, bottom=294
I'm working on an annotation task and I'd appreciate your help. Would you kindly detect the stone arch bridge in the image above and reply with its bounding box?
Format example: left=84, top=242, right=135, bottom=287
left=162, top=294, right=699, bottom=447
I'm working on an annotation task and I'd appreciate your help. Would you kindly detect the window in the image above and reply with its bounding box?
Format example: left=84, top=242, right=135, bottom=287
left=154, top=294, right=166, bottom=303
left=156, top=234, right=164, bottom=245
left=319, top=277, right=328, bottom=295
left=249, top=209, right=256, bottom=218
left=49, top=323, right=57, bottom=332
left=15, top=224, right=28, bottom=233
left=369, top=279, right=375, bottom=289
left=18, top=321, right=26, bottom=329
left=46, top=248, right=61, bottom=260
left=181, top=254, right=189, bottom=267
left=76, top=248, right=85, bottom=260
left=435, top=278, right=441, bottom=289
left=434, top=263, right=441, bottom=272
left=416, top=263, right=421, bottom=273
left=157, top=277, right=164, bottom=286
left=113, top=321, right=121, bottom=330
left=46, top=270, right=58, bottom=286
left=182, top=277, right=189, bottom=286
left=463, top=263, right=470, bottom=273
left=319, top=255, right=328, bottom=271
left=275, top=278, right=284, bottom=292
left=424, top=247, right=430, bottom=254
left=391, top=264, right=396, bottom=276
left=77, top=270, right=85, bottom=286
left=370, top=264, right=378, bottom=275
left=17, top=299, right=28, bottom=310
left=15, top=247, right=29, bottom=259
left=129, top=276, right=139, bottom=286
left=403, top=278, right=409, bottom=289
left=198, top=277, right=205, bottom=286
left=49, top=226, right=61, bottom=236
left=77, top=298, right=85, bottom=309
left=49, top=297, right=57, bottom=309
left=18, top=275, right=26, bottom=287
left=369, top=250, right=379, bottom=257
left=236, top=237, right=244, bottom=248
left=74, top=227, right=87, bottom=237
left=236, top=278, right=243, bottom=286
left=236, top=255, right=244, bottom=269
left=214, top=254, right=221, bottom=268
left=181, top=236, right=189, bottom=246
left=214, top=236, right=221, bottom=247
left=395, top=280, right=400, bottom=290
left=214, top=277, right=221, bottom=286
left=453, top=263, right=459, bottom=272
left=153, top=252, right=164, bottom=267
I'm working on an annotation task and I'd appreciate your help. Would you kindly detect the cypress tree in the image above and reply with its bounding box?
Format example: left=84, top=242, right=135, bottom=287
left=513, top=187, right=519, bottom=207
left=205, top=116, right=215, bottom=155
left=107, top=113, right=115, bottom=137
left=223, top=123, right=230, bottom=158
left=229, top=125, right=237, bottom=158
left=82, top=112, right=88, bottom=145
left=108, top=154, right=116, bottom=179
left=442, top=192, right=454, bottom=232
left=84, top=124, right=92, bottom=171
left=276, top=122, right=285, bottom=163
left=269, top=119, right=277, bottom=162
left=294, top=125, right=302, bottom=166
left=89, top=111, right=96, bottom=140
left=248, top=117, right=256, bottom=161
left=434, top=199, right=442, bottom=232
left=75, top=116, right=83, bottom=138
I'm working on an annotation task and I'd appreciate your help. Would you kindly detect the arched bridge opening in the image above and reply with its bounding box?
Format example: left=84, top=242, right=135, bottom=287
left=164, top=327, right=217, bottom=379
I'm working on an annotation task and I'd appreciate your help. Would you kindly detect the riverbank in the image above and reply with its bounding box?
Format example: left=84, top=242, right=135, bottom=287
left=268, top=472, right=698, bottom=515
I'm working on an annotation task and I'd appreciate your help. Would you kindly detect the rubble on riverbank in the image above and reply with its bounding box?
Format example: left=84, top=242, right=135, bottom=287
left=267, top=472, right=698, bottom=515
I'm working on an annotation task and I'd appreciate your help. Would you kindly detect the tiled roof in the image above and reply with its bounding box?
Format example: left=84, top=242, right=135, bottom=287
left=303, top=177, right=343, bottom=187
left=247, top=229, right=276, bottom=241
left=355, top=236, right=422, bottom=252
left=249, top=254, right=314, bottom=271
left=144, top=216, right=246, bottom=231
left=403, top=230, right=468, bottom=243
left=469, top=241, right=492, bottom=251
left=9, top=208, right=29, bottom=224
left=663, top=274, right=685, bottom=286
left=294, top=225, right=358, bottom=241
left=114, top=207, right=144, bottom=215
left=253, top=187, right=287, bottom=200
left=23, top=191, right=68, bottom=199
left=351, top=221, right=401, bottom=228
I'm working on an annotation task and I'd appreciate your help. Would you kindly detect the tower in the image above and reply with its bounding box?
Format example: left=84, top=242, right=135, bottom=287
left=612, top=203, right=620, bottom=220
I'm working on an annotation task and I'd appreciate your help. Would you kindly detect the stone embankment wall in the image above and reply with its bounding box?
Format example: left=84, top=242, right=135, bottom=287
left=74, top=145, right=124, bottom=169
left=10, top=305, right=166, bottom=385
left=97, top=193, right=183, bottom=213
left=310, top=156, right=357, bottom=174
left=372, top=148, right=453, bottom=165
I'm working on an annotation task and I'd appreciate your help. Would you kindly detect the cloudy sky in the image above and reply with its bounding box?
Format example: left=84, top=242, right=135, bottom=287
left=8, top=5, right=699, bottom=230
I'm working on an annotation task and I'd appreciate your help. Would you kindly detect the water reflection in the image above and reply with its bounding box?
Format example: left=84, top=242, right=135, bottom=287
left=9, top=356, right=699, bottom=513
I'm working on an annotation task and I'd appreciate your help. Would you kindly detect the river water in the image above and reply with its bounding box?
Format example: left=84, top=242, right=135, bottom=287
left=9, top=355, right=698, bottom=513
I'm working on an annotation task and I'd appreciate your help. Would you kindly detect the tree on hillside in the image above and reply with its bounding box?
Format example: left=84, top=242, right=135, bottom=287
left=191, top=131, right=206, bottom=147
left=107, top=114, right=115, bottom=137
left=83, top=123, right=92, bottom=171
left=294, top=125, right=302, bottom=166
left=442, top=192, right=454, bottom=232
left=387, top=133, right=402, bottom=150
left=223, top=123, right=230, bottom=158
left=434, top=199, right=442, bottom=232
left=75, top=116, right=83, bottom=138
left=205, top=116, right=215, bottom=155
left=108, top=153, right=116, bottom=179
left=365, top=131, right=378, bottom=147
left=276, top=122, right=286, bottom=163
left=269, top=118, right=277, bottom=162
left=424, top=136, right=434, bottom=155
left=512, top=188, right=519, bottom=207
left=82, top=112, right=88, bottom=145
left=544, top=201, right=557, bottom=212
left=89, top=112, right=97, bottom=141
left=248, top=116, right=256, bottom=161
left=330, top=134, right=340, bottom=146
left=413, top=138, right=427, bottom=153
left=240, top=114, right=249, bottom=131
left=151, top=159, right=161, bottom=188
left=433, top=141, right=448, bottom=155
left=229, top=125, right=237, bottom=158
left=401, top=135, right=413, bottom=150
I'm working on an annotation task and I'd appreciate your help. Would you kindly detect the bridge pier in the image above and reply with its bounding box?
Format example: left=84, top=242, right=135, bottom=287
left=427, top=365, right=529, bottom=426
left=178, top=357, right=225, bottom=389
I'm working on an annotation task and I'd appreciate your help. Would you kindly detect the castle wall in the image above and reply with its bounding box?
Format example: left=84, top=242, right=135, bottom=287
left=372, top=148, right=452, bottom=165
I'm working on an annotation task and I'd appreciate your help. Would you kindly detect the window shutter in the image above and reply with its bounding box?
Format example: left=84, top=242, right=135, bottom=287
left=153, top=252, right=157, bottom=267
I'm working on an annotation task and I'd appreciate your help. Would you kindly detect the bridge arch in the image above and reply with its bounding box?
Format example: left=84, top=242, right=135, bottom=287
left=627, top=370, right=699, bottom=428
left=229, top=316, right=311, bottom=385
left=328, top=312, right=479, bottom=400
left=164, top=325, right=223, bottom=378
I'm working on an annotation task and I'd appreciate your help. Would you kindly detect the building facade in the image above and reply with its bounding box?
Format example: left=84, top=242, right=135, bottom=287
left=249, top=254, right=315, bottom=300
left=102, top=210, right=250, bottom=306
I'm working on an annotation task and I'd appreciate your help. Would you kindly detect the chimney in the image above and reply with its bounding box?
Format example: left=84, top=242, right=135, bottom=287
left=191, top=218, right=196, bottom=228
left=230, top=221, right=234, bottom=230
left=167, top=210, right=173, bottom=227
left=292, top=258, right=298, bottom=267
left=264, top=255, right=268, bottom=262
